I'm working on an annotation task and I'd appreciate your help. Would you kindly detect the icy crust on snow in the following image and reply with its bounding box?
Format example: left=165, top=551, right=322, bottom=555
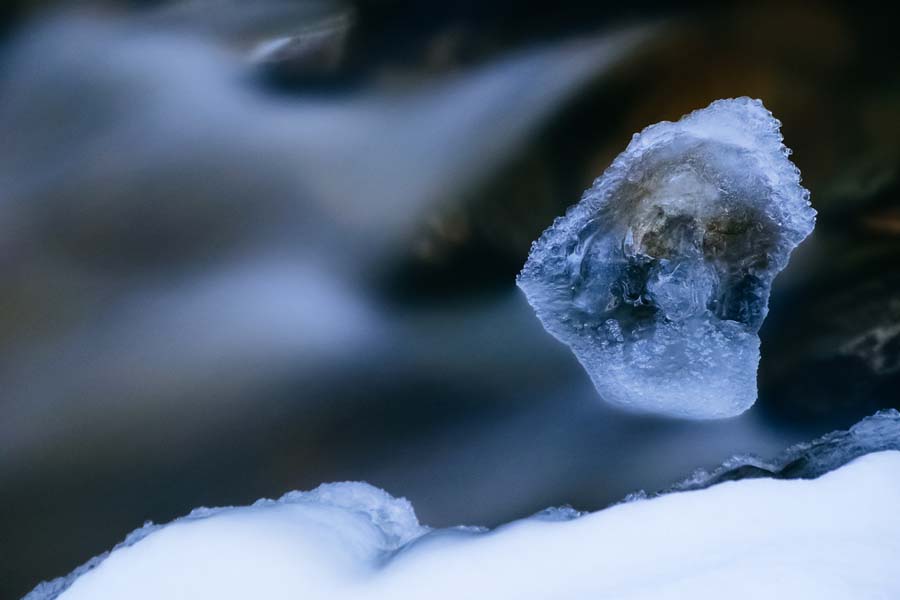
left=274, top=482, right=427, bottom=550
left=22, top=521, right=164, bottom=600
left=25, top=413, right=900, bottom=600
left=667, top=408, right=900, bottom=492
left=517, top=98, right=816, bottom=419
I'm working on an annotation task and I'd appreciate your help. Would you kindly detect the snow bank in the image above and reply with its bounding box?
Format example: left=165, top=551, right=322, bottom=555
left=27, top=451, right=900, bottom=599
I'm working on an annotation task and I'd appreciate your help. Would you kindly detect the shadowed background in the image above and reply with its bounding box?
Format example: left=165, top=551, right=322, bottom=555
left=1, top=1, right=898, bottom=597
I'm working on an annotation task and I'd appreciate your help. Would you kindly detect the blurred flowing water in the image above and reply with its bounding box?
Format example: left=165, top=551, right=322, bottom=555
left=1, top=1, right=899, bottom=597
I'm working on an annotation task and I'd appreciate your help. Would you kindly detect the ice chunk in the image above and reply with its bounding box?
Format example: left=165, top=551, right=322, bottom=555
left=517, top=98, right=816, bottom=418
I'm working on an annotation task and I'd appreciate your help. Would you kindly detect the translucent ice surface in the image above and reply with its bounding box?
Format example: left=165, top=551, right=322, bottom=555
left=24, top=412, right=900, bottom=600
left=517, top=98, right=816, bottom=418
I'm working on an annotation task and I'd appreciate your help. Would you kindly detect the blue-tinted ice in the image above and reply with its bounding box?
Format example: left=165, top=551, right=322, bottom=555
left=518, top=98, right=816, bottom=418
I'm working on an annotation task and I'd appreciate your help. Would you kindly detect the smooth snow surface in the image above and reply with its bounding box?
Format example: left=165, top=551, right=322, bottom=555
left=27, top=452, right=900, bottom=600
left=518, top=98, right=816, bottom=419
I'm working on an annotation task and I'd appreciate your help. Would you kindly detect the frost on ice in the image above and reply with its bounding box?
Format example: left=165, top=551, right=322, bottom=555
left=517, top=98, right=816, bottom=419
left=24, top=412, right=900, bottom=600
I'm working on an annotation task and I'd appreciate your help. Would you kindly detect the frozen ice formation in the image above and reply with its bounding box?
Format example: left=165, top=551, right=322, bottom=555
left=25, top=412, right=900, bottom=600
left=667, top=408, right=900, bottom=491
left=518, top=98, right=816, bottom=419
left=615, top=408, right=900, bottom=500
